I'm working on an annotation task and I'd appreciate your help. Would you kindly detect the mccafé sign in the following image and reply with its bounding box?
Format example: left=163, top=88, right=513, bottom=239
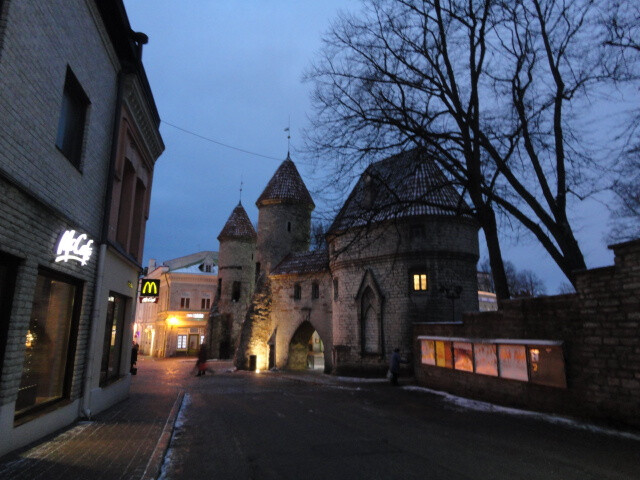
left=140, top=279, right=160, bottom=303
left=55, top=230, right=93, bottom=266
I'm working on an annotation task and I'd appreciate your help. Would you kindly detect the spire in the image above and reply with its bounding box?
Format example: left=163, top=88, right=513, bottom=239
left=256, top=155, right=315, bottom=208
left=217, top=203, right=257, bottom=241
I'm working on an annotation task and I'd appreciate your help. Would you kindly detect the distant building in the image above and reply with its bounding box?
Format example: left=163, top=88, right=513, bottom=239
left=0, top=0, right=163, bottom=456
left=210, top=149, right=480, bottom=375
left=477, top=271, right=498, bottom=311
left=135, top=252, right=218, bottom=357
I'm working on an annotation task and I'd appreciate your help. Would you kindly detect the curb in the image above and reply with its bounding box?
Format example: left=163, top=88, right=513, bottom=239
left=140, top=390, right=185, bottom=480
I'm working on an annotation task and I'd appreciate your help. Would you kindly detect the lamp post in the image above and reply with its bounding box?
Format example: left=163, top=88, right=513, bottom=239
left=439, top=284, right=462, bottom=323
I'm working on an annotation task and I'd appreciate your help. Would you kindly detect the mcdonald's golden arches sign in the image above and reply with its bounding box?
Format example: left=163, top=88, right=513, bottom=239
left=140, top=279, right=160, bottom=302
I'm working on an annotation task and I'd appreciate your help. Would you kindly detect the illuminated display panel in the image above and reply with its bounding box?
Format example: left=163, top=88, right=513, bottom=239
left=421, top=340, right=436, bottom=365
left=435, top=341, right=453, bottom=368
left=498, top=345, right=528, bottom=381
left=453, top=342, right=473, bottom=372
left=529, top=345, right=567, bottom=388
left=474, top=343, right=498, bottom=376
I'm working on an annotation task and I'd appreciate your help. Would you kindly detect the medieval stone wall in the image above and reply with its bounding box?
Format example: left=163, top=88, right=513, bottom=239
left=269, top=272, right=333, bottom=371
left=256, top=203, right=312, bottom=273
left=330, top=216, right=479, bottom=375
left=413, top=239, right=640, bottom=428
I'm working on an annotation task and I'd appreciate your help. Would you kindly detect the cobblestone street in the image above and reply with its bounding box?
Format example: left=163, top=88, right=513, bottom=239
left=1, top=357, right=639, bottom=480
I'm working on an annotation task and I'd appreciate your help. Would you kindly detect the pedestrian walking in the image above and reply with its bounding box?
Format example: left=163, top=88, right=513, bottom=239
left=196, top=343, right=208, bottom=376
left=130, top=341, right=139, bottom=374
left=389, top=348, right=401, bottom=386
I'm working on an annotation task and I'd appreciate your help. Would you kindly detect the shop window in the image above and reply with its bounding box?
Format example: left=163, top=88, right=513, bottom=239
left=293, top=283, right=301, bottom=300
left=333, top=278, right=339, bottom=300
left=0, top=252, right=20, bottom=379
left=312, top=282, right=319, bottom=299
left=410, top=269, right=428, bottom=292
left=100, top=293, right=127, bottom=386
left=55, top=67, right=89, bottom=168
left=177, top=335, right=187, bottom=350
left=16, top=269, right=82, bottom=417
left=180, top=297, right=190, bottom=309
left=201, top=298, right=211, bottom=309
left=231, top=281, right=241, bottom=302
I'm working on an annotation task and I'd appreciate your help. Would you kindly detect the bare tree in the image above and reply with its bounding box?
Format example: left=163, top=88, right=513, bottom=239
left=306, top=0, right=635, bottom=298
left=479, top=258, right=546, bottom=297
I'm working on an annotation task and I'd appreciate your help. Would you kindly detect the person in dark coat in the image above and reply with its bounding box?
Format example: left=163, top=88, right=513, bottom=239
left=389, top=348, right=401, bottom=386
left=196, top=343, right=208, bottom=376
left=130, top=341, right=139, bottom=371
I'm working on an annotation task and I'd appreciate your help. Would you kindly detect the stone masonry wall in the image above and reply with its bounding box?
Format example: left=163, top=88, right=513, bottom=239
left=414, top=239, right=640, bottom=428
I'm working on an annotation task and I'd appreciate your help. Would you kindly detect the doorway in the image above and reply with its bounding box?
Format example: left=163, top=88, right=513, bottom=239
left=287, top=321, right=324, bottom=371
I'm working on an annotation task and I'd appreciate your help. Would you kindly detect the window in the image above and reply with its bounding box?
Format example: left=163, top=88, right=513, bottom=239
left=217, top=278, right=222, bottom=298
left=180, top=297, right=190, bottom=309
left=201, top=298, right=211, bottom=309
left=312, top=282, right=319, bottom=299
left=16, top=269, right=82, bottom=416
left=177, top=335, right=187, bottom=350
left=0, top=252, right=19, bottom=379
left=333, top=278, right=339, bottom=300
left=293, top=283, right=301, bottom=300
left=231, top=281, right=241, bottom=302
left=287, top=221, right=292, bottom=232
left=360, top=287, right=380, bottom=354
left=410, top=270, right=428, bottom=292
left=100, top=293, right=127, bottom=386
left=56, top=67, right=89, bottom=168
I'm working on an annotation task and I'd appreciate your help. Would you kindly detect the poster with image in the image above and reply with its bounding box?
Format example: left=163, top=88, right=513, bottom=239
left=421, top=340, right=436, bottom=365
left=499, top=344, right=528, bottom=381
left=435, top=341, right=453, bottom=368
left=474, top=343, right=498, bottom=376
left=453, top=342, right=473, bottom=372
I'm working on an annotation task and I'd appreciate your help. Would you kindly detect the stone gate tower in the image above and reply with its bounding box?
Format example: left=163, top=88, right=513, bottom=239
left=210, top=202, right=257, bottom=358
left=255, top=154, right=315, bottom=274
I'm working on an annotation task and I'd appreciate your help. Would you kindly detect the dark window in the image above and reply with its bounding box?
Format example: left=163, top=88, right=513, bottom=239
left=217, top=278, right=222, bottom=298
left=360, top=287, right=380, bottom=354
left=410, top=269, right=428, bottom=292
left=333, top=278, right=339, bottom=300
left=100, top=293, right=127, bottom=386
left=0, top=252, right=20, bottom=379
left=232, top=281, right=241, bottom=302
left=201, top=298, right=210, bottom=309
left=293, top=283, right=301, bottom=300
left=16, top=269, right=82, bottom=417
left=287, top=221, right=292, bottom=232
left=312, top=282, right=319, bottom=300
left=255, top=262, right=261, bottom=281
left=180, top=297, right=190, bottom=309
left=55, top=67, right=89, bottom=168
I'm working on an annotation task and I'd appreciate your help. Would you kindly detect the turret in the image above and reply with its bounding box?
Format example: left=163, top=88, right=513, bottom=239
left=255, top=154, right=314, bottom=274
left=213, top=202, right=257, bottom=358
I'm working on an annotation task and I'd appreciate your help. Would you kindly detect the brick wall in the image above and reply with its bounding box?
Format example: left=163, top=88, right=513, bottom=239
left=413, top=239, right=640, bottom=428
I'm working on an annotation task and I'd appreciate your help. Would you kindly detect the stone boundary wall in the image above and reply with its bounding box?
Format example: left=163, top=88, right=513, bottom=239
left=413, top=239, right=640, bottom=428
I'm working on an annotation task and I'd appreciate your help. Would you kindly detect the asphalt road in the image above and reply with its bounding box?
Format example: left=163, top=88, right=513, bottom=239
left=158, top=362, right=640, bottom=480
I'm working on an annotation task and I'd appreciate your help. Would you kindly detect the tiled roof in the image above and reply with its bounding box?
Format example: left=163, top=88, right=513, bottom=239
left=270, top=250, right=329, bottom=276
left=329, top=149, right=472, bottom=233
left=217, top=202, right=257, bottom=241
left=256, top=156, right=315, bottom=208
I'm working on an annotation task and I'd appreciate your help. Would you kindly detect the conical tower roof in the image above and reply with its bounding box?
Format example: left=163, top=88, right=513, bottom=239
left=217, top=202, right=257, bottom=241
left=256, top=155, right=315, bottom=208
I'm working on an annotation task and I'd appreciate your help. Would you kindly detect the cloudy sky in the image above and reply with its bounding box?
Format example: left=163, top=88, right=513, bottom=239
left=124, top=0, right=617, bottom=293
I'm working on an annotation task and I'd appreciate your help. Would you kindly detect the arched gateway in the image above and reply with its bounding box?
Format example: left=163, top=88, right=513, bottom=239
left=287, top=321, right=325, bottom=371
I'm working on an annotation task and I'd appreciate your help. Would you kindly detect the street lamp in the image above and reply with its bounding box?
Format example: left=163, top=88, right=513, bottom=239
left=439, top=284, right=462, bottom=323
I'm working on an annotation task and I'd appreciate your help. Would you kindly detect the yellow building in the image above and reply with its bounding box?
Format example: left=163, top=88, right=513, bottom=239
left=134, top=252, right=217, bottom=357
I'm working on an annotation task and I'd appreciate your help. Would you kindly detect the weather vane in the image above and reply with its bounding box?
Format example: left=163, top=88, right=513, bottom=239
left=284, top=115, right=291, bottom=156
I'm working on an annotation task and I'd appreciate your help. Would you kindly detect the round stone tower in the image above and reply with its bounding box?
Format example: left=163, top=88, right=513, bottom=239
left=255, top=154, right=315, bottom=274
left=213, top=202, right=257, bottom=358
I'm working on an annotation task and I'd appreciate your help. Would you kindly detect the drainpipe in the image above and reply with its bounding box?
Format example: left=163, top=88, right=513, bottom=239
left=80, top=69, right=126, bottom=419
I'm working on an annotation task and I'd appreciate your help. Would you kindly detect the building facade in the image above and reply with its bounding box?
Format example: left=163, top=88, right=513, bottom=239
left=210, top=149, right=479, bottom=376
left=0, top=0, right=163, bottom=456
left=134, top=252, right=218, bottom=357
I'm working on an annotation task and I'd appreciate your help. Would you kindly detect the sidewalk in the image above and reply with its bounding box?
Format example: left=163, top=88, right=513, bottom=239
left=0, top=356, right=190, bottom=480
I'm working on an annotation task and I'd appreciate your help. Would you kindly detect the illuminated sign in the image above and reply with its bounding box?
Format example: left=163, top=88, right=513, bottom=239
left=140, top=296, right=158, bottom=303
left=141, top=279, right=160, bottom=297
left=55, top=230, right=94, bottom=266
left=186, top=313, right=205, bottom=319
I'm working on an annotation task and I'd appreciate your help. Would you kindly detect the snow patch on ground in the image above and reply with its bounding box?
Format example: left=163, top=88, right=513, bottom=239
left=403, top=385, right=640, bottom=441
left=335, top=376, right=387, bottom=383
left=158, top=393, right=191, bottom=480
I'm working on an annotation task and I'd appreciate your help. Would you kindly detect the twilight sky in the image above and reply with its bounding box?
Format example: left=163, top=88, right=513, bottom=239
left=124, top=0, right=617, bottom=293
